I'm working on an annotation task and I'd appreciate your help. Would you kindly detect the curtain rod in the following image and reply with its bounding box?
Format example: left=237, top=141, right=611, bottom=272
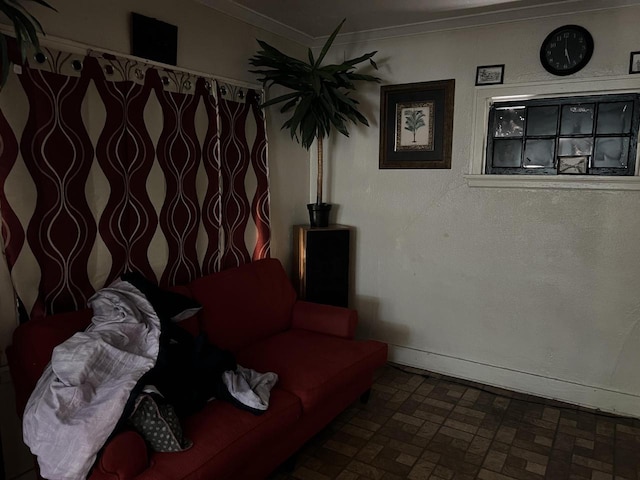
left=0, top=26, right=262, bottom=91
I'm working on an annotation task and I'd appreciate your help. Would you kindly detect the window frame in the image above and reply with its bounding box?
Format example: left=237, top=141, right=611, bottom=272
left=466, top=76, right=640, bottom=191
left=485, top=93, right=639, bottom=176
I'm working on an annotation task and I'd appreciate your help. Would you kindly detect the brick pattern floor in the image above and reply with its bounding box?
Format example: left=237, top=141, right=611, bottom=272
left=270, top=364, right=640, bottom=480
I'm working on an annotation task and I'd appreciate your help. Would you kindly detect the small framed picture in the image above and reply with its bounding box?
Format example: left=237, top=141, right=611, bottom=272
left=475, top=64, right=504, bottom=86
left=629, top=51, right=640, bottom=74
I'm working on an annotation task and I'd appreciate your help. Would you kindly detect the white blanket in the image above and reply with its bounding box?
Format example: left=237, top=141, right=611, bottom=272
left=23, top=280, right=161, bottom=480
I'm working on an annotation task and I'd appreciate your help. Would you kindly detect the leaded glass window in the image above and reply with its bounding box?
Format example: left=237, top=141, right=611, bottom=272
left=485, top=94, right=639, bottom=175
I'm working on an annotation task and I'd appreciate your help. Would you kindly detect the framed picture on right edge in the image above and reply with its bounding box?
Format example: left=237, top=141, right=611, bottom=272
left=629, top=51, right=640, bottom=74
left=475, top=64, right=504, bottom=86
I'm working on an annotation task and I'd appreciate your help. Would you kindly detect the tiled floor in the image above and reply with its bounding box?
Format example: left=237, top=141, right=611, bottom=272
left=271, top=364, right=640, bottom=480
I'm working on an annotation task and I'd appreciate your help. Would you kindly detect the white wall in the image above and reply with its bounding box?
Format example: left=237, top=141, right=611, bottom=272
left=0, top=1, right=309, bottom=477
left=324, top=6, right=640, bottom=416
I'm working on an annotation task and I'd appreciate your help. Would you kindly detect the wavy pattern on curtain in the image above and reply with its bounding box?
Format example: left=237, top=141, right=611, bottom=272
left=92, top=60, right=158, bottom=285
left=19, top=65, right=97, bottom=316
left=0, top=45, right=270, bottom=318
left=155, top=73, right=203, bottom=287
left=200, top=87, right=222, bottom=276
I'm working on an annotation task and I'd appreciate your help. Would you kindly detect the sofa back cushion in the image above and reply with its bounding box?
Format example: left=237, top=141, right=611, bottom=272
left=188, top=259, right=296, bottom=352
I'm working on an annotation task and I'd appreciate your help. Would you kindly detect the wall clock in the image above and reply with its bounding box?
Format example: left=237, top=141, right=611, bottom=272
left=540, top=25, right=594, bottom=76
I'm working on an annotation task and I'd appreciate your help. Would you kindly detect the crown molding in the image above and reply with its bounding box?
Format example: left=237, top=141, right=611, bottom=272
left=320, top=0, right=640, bottom=47
left=197, top=0, right=640, bottom=48
left=195, top=0, right=314, bottom=47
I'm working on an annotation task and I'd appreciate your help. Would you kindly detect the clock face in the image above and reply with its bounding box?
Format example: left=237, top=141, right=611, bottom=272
left=540, top=25, right=594, bottom=76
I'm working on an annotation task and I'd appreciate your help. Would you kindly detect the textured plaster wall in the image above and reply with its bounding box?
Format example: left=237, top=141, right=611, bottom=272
left=0, top=1, right=308, bottom=477
left=322, top=6, right=640, bottom=415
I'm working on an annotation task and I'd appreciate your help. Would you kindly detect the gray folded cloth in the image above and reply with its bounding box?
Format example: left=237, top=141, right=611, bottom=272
left=222, top=365, right=278, bottom=413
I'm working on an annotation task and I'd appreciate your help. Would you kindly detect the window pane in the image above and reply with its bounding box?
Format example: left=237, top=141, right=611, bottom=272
left=492, top=139, right=522, bottom=167
left=596, top=102, right=633, bottom=134
left=560, top=104, right=594, bottom=134
left=527, top=106, right=558, bottom=136
left=494, top=107, right=525, bottom=137
left=524, top=139, right=555, bottom=168
left=558, top=156, right=588, bottom=174
left=593, top=137, right=630, bottom=168
left=558, top=137, right=593, bottom=156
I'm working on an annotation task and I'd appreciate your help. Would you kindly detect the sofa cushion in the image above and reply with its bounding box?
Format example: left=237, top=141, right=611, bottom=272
left=134, top=388, right=301, bottom=480
left=235, top=329, right=388, bottom=412
left=96, top=430, right=149, bottom=479
left=188, top=259, right=296, bottom=351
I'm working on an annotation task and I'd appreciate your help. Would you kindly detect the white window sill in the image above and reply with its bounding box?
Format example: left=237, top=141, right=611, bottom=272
left=464, top=175, right=640, bottom=191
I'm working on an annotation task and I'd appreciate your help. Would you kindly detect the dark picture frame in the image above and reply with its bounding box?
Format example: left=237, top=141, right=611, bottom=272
left=475, top=64, right=504, bottom=86
left=379, top=80, right=455, bottom=169
left=131, top=13, right=178, bottom=66
left=629, top=51, right=640, bottom=74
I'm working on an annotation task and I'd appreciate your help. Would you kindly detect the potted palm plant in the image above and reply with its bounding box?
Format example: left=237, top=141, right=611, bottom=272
left=0, top=0, right=56, bottom=86
left=249, top=19, right=380, bottom=227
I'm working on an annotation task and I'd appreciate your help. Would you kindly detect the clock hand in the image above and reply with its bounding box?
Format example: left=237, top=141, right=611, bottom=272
left=565, top=38, right=570, bottom=62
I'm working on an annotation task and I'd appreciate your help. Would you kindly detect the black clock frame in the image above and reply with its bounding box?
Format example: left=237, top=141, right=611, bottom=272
left=539, top=25, right=594, bottom=76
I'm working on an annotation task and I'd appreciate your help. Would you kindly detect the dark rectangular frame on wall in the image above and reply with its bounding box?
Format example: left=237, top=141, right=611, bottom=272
left=629, top=51, right=640, bottom=74
left=379, top=80, right=455, bottom=169
left=475, top=64, right=504, bottom=86
left=131, top=12, right=178, bottom=66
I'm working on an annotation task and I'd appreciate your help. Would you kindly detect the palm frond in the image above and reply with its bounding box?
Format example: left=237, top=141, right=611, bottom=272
left=314, top=18, right=345, bottom=67
left=25, top=0, right=56, bottom=11
left=249, top=18, right=381, bottom=204
left=0, top=0, right=56, bottom=87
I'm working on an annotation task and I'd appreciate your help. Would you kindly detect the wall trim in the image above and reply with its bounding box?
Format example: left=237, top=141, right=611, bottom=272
left=195, top=0, right=313, bottom=47
left=0, top=25, right=262, bottom=90
left=389, top=344, right=640, bottom=418
left=326, top=0, right=640, bottom=47
left=464, top=175, right=640, bottom=191
left=197, top=0, right=639, bottom=48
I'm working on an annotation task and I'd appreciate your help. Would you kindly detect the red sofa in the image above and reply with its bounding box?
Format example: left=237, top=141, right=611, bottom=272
left=7, top=258, right=388, bottom=479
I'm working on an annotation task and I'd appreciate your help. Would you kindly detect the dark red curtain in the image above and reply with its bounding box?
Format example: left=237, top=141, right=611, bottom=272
left=0, top=46, right=271, bottom=318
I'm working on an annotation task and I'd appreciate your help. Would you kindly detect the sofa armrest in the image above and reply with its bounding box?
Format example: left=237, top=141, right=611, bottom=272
left=91, top=430, right=149, bottom=479
left=291, top=301, right=357, bottom=339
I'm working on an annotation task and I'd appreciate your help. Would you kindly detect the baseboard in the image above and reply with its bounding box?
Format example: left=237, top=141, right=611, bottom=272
left=388, top=344, right=640, bottom=418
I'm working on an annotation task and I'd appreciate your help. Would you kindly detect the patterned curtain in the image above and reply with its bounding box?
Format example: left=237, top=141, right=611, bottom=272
left=0, top=45, right=270, bottom=319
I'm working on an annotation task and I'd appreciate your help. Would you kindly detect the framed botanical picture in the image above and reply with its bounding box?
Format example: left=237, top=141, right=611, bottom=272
left=379, top=80, right=455, bottom=169
left=475, top=64, right=504, bottom=86
left=629, top=51, right=640, bottom=74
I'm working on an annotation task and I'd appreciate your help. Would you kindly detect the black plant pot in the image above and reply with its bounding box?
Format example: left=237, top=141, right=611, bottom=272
left=307, top=203, right=332, bottom=228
